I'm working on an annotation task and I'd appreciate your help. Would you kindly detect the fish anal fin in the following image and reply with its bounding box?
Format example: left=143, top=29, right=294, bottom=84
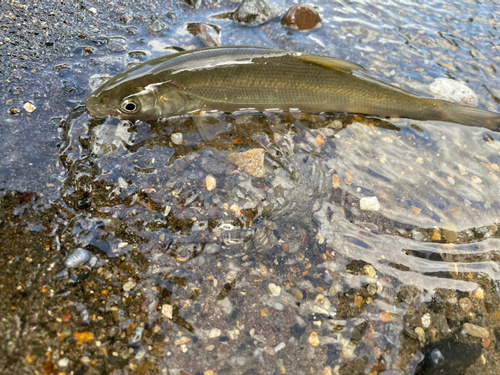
left=292, top=53, right=366, bottom=73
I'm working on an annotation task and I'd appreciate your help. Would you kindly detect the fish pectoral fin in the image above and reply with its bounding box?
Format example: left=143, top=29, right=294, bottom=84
left=292, top=53, right=366, bottom=73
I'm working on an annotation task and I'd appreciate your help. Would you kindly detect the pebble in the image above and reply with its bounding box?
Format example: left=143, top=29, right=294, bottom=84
left=422, top=313, right=431, bottom=329
left=471, top=176, right=482, bottom=184
left=473, top=287, right=484, bottom=300
left=123, top=281, right=136, bottom=291
left=309, top=331, right=319, bottom=346
left=274, top=342, right=286, bottom=353
left=291, top=324, right=305, bottom=339
left=360, top=196, right=380, bottom=211
left=233, top=0, right=285, bottom=27
left=149, top=18, right=166, bottom=32
left=228, top=148, right=266, bottom=177
left=106, top=37, right=127, bottom=53
left=161, top=304, right=173, bottom=319
left=415, top=327, right=425, bottom=342
left=209, top=328, right=221, bottom=338
left=268, top=283, right=281, bottom=296
left=10, top=107, right=21, bottom=115
left=171, top=133, right=183, bottom=145
left=58, top=358, right=69, bottom=368
left=429, top=78, right=478, bottom=106
left=463, top=323, right=489, bottom=338
left=65, top=248, right=91, bottom=268
left=23, top=101, right=36, bottom=113
left=342, top=341, right=356, bottom=358
left=88, top=7, right=97, bottom=15
left=441, top=222, right=457, bottom=242
left=291, top=288, right=303, bottom=302
left=482, top=338, right=491, bottom=348
left=196, top=23, right=221, bottom=47
left=282, top=3, right=321, bottom=31
left=363, top=265, right=376, bottom=277
left=206, top=174, right=216, bottom=191
left=459, top=297, right=472, bottom=312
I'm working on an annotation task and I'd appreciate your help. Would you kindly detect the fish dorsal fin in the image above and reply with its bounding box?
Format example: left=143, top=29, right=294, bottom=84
left=292, top=52, right=366, bottom=73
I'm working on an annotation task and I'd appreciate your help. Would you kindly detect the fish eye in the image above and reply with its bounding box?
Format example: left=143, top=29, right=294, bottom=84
left=120, top=98, right=140, bottom=114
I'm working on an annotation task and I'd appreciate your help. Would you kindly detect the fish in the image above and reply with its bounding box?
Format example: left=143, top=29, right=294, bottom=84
left=85, top=46, right=500, bottom=130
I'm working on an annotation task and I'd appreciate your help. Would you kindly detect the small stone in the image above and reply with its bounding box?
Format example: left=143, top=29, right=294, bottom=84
left=360, top=196, right=380, bottom=211
left=471, top=176, right=482, bottom=184
left=174, top=337, right=191, bottom=345
left=354, top=295, right=363, bottom=309
left=261, top=307, right=269, bottom=317
left=195, top=23, right=221, bottom=47
left=332, top=174, right=340, bottom=188
left=282, top=2, right=322, bottom=31
left=315, top=134, right=325, bottom=146
left=291, top=288, right=303, bottom=302
left=205, top=345, right=215, bottom=351
left=123, top=281, right=136, bottom=291
left=363, top=265, right=376, bottom=277
left=171, top=133, right=183, bottom=145
left=65, top=248, right=91, bottom=268
left=441, top=222, right=458, bottom=242
left=416, top=157, right=424, bottom=164
left=459, top=297, right=472, bottom=312
left=342, top=341, right=356, bottom=358
left=415, top=327, right=426, bottom=342
left=10, top=107, right=21, bottom=115
left=88, top=7, right=97, bottom=14
left=309, top=331, right=319, bottom=346
left=275, top=342, right=286, bottom=353
left=429, top=78, right=478, bottom=106
left=233, top=0, right=285, bottom=27
left=209, top=328, right=221, bottom=338
left=23, top=101, right=36, bottom=113
left=431, top=229, right=441, bottom=241
left=422, top=313, right=431, bottom=328
left=464, top=323, right=489, bottom=338
left=322, top=367, right=333, bottom=375
left=161, top=304, right=173, bottom=319
left=106, top=37, right=127, bottom=53
left=58, top=358, right=69, bottom=368
left=473, top=287, right=484, bottom=300
left=482, top=338, right=491, bottom=348
left=206, top=174, right=216, bottom=191
left=228, top=148, right=266, bottom=177
left=268, top=283, right=281, bottom=296
left=291, top=324, right=305, bottom=339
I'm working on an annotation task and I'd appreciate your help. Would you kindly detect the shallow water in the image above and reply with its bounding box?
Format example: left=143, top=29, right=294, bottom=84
left=2, top=0, right=500, bottom=374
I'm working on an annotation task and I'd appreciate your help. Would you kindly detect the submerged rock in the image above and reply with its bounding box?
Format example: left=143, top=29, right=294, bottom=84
left=233, top=0, right=285, bottom=26
left=429, top=78, right=478, bottom=107
left=282, top=3, right=321, bottom=31
left=415, top=339, right=481, bottom=375
left=228, top=148, right=266, bottom=177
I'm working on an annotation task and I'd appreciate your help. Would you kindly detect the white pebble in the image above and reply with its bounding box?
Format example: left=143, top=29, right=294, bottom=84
left=274, top=342, right=286, bottom=353
left=429, top=78, right=478, bottom=106
left=58, top=358, right=69, bottom=368
left=123, top=281, right=136, bottom=291
left=65, top=248, right=91, bottom=268
left=268, top=283, right=281, bottom=296
left=422, top=313, right=431, bottom=328
left=360, top=196, right=380, bottom=211
left=171, top=133, right=183, bottom=145
left=209, top=328, right=221, bottom=338
left=161, top=304, right=173, bottom=319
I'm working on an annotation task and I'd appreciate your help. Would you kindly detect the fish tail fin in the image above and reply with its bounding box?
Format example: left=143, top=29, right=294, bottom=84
left=439, top=101, right=500, bottom=131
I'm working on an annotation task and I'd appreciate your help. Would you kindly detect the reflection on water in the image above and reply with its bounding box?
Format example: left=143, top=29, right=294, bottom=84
left=3, top=0, right=500, bottom=373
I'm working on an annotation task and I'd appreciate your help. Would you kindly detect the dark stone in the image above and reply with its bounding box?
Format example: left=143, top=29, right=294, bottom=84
left=415, top=339, right=482, bottom=375
left=291, top=324, right=306, bottom=339
left=233, top=0, right=284, bottom=27
left=281, top=3, right=321, bottom=31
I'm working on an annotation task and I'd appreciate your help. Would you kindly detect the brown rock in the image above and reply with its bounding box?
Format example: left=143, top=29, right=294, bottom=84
left=282, top=3, right=321, bottom=31
left=228, top=148, right=266, bottom=177
left=309, top=331, right=319, bottom=346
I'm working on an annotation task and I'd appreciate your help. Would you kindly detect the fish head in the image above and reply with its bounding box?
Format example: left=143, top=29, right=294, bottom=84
left=86, top=77, right=191, bottom=121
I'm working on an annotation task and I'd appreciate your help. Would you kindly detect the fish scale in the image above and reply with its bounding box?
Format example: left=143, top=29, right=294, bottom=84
left=86, top=46, right=500, bottom=131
